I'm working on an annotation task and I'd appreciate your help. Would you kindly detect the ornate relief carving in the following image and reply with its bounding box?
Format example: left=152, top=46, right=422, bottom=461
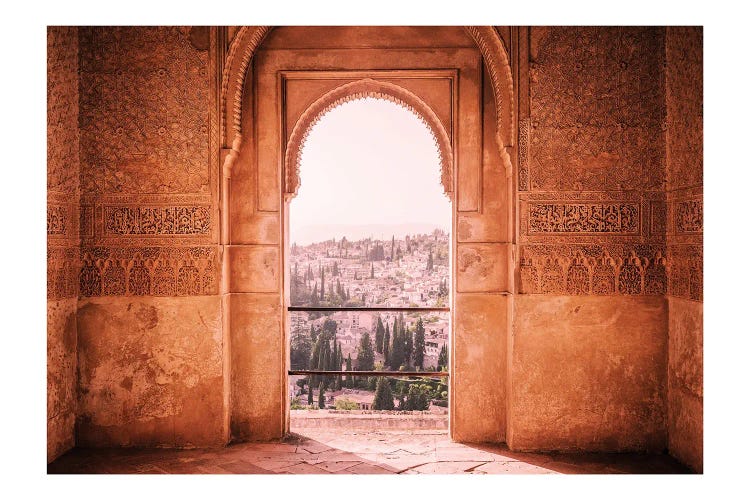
left=650, top=200, right=668, bottom=236
left=79, top=27, right=210, bottom=195
left=79, top=205, right=94, bottom=238
left=566, top=253, right=591, bottom=295
left=675, top=199, right=703, bottom=234
left=104, top=205, right=211, bottom=235
left=668, top=245, right=702, bottom=301
left=518, top=118, right=530, bottom=191
left=528, top=203, right=639, bottom=234
left=47, top=205, right=68, bottom=235
left=519, top=245, right=666, bottom=296
left=666, top=27, right=702, bottom=191
left=47, top=27, right=79, bottom=194
left=79, top=246, right=218, bottom=297
left=47, top=247, right=79, bottom=300
left=520, top=192, right=665, bottom=244
left=284, top=79, right=453, bottom=201
left=529, top=27, right=665, bottom=191
left=222, top=25, right=514, bottom=166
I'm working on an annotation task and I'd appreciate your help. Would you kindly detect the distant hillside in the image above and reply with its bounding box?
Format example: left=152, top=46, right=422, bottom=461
left=291, top=222, right=450, bottom=245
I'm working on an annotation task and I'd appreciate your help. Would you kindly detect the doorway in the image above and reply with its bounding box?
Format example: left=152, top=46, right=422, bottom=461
left=222, top=26, right=515, bottom=444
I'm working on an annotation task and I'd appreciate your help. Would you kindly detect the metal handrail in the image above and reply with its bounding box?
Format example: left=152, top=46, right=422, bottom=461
left=288, top=370, right=448, bottom=377
left=288, top=306, right=449, bottom=312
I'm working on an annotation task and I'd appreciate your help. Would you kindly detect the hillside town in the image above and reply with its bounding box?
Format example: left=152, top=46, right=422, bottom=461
left=288, top=231, right=450, bottom=411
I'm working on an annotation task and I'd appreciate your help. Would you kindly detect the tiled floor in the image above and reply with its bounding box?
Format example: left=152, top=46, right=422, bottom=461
left=48, top=429, right=691, bottom=474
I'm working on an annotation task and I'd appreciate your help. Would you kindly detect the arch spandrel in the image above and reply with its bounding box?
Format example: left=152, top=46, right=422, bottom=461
left=221, top=26, right=514, bottom=156
left=282, top=79, right=453, bottom=202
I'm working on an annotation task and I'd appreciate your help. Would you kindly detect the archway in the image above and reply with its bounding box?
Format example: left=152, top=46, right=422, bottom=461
left=286, top=93, right=453, bottom=430
left=220, top=26, right=515, bottom=443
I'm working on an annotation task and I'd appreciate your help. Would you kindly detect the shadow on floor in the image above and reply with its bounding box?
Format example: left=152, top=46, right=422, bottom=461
left=48, top=429, right=691, bottom=474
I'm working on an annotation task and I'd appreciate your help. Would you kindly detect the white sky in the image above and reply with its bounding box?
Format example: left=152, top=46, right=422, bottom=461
left=290, top=97, right=451, bottom=245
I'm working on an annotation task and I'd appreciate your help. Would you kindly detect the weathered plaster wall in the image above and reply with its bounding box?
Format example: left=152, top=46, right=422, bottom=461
left=510, top=296, right=667, bottom=451
left=76, top=26, right=226, bottom=447
left=510, top=27, right=669, bottom=452
left=665, top=26, right=703, bottom=472
left=76, top=297, right=224, bottom=447
left=47, top=26, right=80, bottom=462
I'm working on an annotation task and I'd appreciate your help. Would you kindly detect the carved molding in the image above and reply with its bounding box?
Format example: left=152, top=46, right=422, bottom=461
left=79, top=246, right=218, bottom=297
left=674, top=199, right=703, bottom=234
left=104, top=205, right=211, bottom=235
left=283, top=79, right=453, bottom=202
left=519, top=244, right=667, bottom=296
left=527, top=203, right=639, bottom=234
left=667, top=244, right=702, bottom=301
left=48, top=246, right=79, bottom=300
left=518, top=118, right=530, bottom=191
left=519, top=191, right=665, bottom=244
left=47, top=205, right=68, bottom=236
left=221, top=25, right=514, bottom=160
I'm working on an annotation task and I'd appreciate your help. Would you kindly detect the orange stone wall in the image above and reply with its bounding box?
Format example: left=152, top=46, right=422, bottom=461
left=46, top=27, right=702, bottom=469
left=47, top=26, right=80, bottom=463
left=509, top=27, right=670, bottom=453
left=665, top=26, right=703, bottom=472
left=74, top=26, right=227, bottom=448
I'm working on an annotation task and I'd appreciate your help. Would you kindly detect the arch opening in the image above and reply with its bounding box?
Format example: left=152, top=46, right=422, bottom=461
left=284, top=79, right=454, bottom=202
left=287, top=96, right=452, bottom=429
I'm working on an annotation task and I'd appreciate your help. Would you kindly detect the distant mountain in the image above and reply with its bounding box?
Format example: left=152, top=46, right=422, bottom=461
left=291, top=222, right=450, bottom=245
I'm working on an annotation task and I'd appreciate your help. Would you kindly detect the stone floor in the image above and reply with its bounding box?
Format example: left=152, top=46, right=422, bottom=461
left=48, top=429, right=690, bottom=474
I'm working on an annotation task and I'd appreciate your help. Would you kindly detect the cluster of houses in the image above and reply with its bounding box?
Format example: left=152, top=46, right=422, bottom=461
left=291, top=232, right=449, bottom=308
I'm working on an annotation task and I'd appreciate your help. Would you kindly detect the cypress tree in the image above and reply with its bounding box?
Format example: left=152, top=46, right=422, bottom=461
left=357, top=331, right=375, bottom=371
left=345, top=354, right=352, bottom=388
left=375, top=316, right=385, bottom=354
left=318, top=381, right=326, bottom=409
left=438, top=344, right=448, bottom=371
left=413, top=317, right=426, bottom=370
left=307, top=376, right=314, bottom=405
left=404, top=324, right=413, bottom=368
left=427, top=251, right=434, bottom=271
left=383, top=323, right=391, bottom=367
left=372, top=377, right=395, bottom=410
left=370, top=262, right=374, bottom=279
left=390, top=319, right=403, bottom=370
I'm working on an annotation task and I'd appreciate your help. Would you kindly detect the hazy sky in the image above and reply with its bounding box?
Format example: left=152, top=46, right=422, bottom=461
left=290, top=97, right=451, bottom=244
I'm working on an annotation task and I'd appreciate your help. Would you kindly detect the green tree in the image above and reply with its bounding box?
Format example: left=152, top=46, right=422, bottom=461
left=307, top=376, right=314, bottom=405
left=345, top=354, right=353, bottom=388
left=372, top=377, right=395, bottom=410
left=290, top=327, right=312, bottom=370
left=404, top=384, right=430, bottom=411
left=383, top=323, right=391, bottom=367
left=357, top=331, right=375, bottom=371
left=427, top=250, right=434, bottom=271
left=413, top=317, right=426, bottom=370
left=334, top=398, right=359, bottom=410
left=404, top=323, right=413, bottom=368
left=370, top=262, right=375, bottom=279
left=318, top=381, right=326, bottom=409
left=374, top=315, right=385, bottom=354
left=437, top=344, right=448, bottom=371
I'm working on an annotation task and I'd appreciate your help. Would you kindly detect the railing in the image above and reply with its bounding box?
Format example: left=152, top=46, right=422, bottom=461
left=287, top=306, right=450, bottom=378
